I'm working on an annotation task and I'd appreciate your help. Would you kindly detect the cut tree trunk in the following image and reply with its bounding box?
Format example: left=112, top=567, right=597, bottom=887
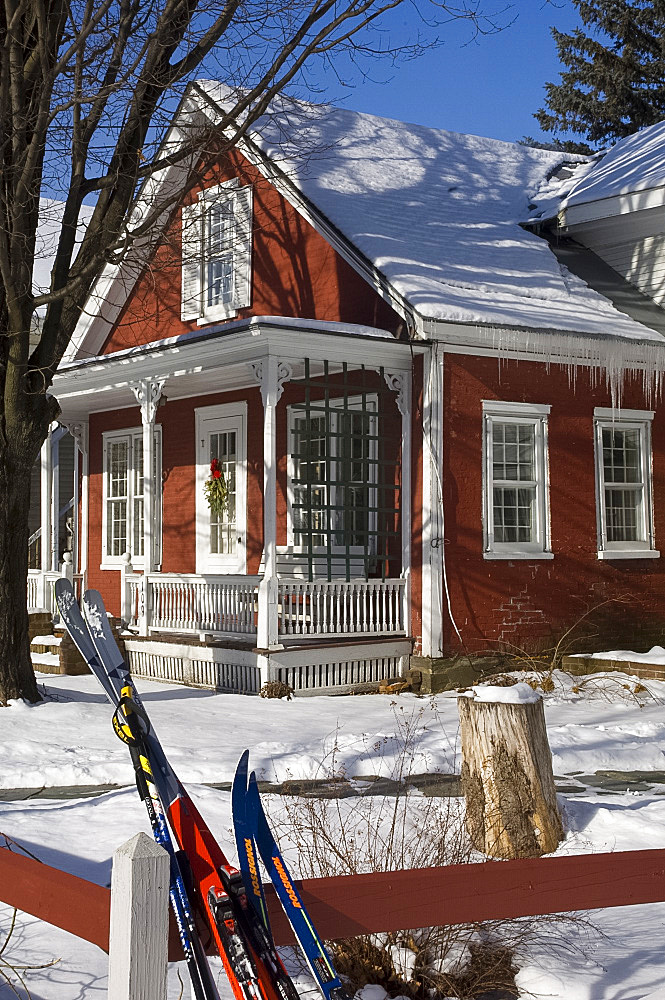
left=458, top=693, right=563, bottom=859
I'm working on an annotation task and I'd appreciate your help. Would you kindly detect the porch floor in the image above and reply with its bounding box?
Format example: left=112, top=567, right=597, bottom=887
left=121, top=630, right=411, bottom=654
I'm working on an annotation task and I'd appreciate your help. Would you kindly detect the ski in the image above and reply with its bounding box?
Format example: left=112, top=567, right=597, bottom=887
left=232, top=751, right=273, bottom=937
left=57, top=581, right=300, bottom=1000
left=54, top=580, right=219, bottom=1000
left=238, top=760, right=351, bottom=1000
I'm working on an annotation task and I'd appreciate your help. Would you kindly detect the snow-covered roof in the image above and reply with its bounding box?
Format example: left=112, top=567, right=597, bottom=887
left=196, top=83, right=664, bottom=344
left=563, top=120, right=665, bottom=210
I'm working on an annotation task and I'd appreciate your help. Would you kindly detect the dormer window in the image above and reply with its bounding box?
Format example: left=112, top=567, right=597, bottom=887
left=181, top=179, right=253, bottom=323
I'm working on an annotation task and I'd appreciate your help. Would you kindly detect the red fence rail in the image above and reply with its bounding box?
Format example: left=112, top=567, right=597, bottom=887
left=2, top=845, right=665, bottom=960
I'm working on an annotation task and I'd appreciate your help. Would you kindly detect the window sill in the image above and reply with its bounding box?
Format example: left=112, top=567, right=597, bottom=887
left=597, top=550, right=660, bottom=560
left=197, top=305, right=238, bottom=325
left=483, top=551, right=554, bottom=561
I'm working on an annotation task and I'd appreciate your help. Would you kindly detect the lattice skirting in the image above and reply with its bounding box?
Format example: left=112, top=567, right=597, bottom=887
left=273, top=655, right=401, bottom=692
left=123, top=638, right=412, bottom=694
left=125, top=641, right=261, bottom=694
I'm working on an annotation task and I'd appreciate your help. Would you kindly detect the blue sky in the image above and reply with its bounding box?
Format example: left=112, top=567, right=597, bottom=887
left=311, top=0, right=584, bottom=143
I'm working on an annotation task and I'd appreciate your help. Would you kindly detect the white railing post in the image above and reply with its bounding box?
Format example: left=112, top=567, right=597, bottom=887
left=120, top=551, right=132, bottom=622
left=108, top=832, right=169, bottom=1000
left=138, top=576, right=149, bottom=637
left=61, top=551, right=74, bottom=584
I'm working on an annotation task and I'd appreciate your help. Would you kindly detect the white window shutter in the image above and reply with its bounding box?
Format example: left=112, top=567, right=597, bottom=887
left=233, top=185, right=253, bottom=311
left=181, top=200, right=202, bottom=321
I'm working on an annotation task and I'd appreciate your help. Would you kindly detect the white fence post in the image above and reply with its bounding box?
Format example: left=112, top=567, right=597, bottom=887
left=108, top=832, right=169, bottom=1000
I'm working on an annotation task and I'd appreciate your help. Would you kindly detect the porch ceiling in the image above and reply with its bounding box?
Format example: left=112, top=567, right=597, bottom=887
left=53, top=317, right=422, bottom=422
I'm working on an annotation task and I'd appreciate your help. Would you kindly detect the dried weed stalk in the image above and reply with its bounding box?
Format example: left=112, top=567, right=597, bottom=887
left=269, top=706, right=595, bottom=999
left=0, top=908, right=60, bottom=999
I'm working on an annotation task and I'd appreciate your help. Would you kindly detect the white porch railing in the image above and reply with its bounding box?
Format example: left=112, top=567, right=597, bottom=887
left=123, top=572, right=260, bottom=635
left=120, top=570, right=406, bottom=640
left=278, top=578, right=405, bottom=637
left=27, top=566, right=83, bottom=614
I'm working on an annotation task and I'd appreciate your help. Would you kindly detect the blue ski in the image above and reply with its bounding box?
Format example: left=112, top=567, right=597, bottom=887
left=232, top=751, right=273, bottom=937
left=238, top=761, right=351, bottom=1000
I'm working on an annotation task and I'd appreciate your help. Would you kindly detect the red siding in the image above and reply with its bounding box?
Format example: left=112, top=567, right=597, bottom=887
left=101, top=150, right=402, bottom=355
left=442, top=353, right=665, bottom=656
left=87, top=389, right=265, bottom=616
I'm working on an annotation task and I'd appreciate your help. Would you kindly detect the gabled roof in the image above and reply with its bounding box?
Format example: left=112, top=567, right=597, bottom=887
left=541, top=120, right=665, bottom=229
left=67, top=85, right=665, bottom=363
left=565, top=120, right=665, bottom=211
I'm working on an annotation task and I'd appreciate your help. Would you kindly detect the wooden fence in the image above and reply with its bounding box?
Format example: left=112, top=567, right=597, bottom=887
left=2, top=842, right=665, bottom=961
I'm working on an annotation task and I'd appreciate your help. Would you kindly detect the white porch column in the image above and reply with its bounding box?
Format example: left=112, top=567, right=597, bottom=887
left=252, top=357, right=291, bottom=652
left=421, top=345, right=444, bottom=657
left=38, top=428, right=53, bottom=608
left=65, top=422, right=89, bottom=588
left=130, top=379, right=165, bottom=635
left=385, top=370, right=411, bottom=636
left=50, top=428, right=60, bottom=571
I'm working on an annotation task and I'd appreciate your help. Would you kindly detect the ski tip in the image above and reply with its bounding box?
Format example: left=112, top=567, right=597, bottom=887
left=232, top=751, right=250, bottom=801
left=54, top=578, right=73, bottom=597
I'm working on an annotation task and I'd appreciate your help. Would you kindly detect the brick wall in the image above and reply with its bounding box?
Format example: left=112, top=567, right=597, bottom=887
left=101, top=149, right=402, bottom=355
left=442, top=353, right=665, bottom=657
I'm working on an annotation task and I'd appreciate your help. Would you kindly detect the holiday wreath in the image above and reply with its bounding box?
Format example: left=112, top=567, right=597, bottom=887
left=203, top=458, right=229, bottom=515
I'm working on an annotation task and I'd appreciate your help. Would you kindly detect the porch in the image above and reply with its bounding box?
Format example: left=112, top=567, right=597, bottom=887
left=32, top=318, right=420, bottom=692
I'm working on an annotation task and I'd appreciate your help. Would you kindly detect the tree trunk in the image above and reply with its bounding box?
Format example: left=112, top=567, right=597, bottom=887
left=458, top=692, right=563, bottom=859
left=0, top=445, right=41, bottom=704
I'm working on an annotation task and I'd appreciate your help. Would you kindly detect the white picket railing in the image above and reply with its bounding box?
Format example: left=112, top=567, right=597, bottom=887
left=27, top=571, right=40, bottom=610
left=27, top=567, right=83, bottom=614
left=125, top=574, right=260, bottom=635
left=120, top=570, right=405, bottom=640
left=278, top=578, right=405, bottom=637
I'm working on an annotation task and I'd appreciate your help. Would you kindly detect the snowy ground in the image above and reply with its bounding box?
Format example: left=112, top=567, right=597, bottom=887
left=2, top=667, right=665, bottom=999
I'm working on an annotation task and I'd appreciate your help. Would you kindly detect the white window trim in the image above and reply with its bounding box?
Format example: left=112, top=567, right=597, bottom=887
left=181, top=178, right=253, bottom=325
left=101, top=425, right=162, bottom=571
left=594, top=407, right=659, bottom=560
left=482, top=401, right=553, bottom=560
left=286, top=394, right=378, bottom=553
left=195, top=401, right=248, bottom=574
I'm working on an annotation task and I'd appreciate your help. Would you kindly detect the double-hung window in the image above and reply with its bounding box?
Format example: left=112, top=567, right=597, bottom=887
left=594, top=408, right=658, bottom=558
left=102, top=428, right=162, bottom=567
left=181, top=179, right=253, bottom=324
left=482, top=401, right=552, bottom=559
left=288, top=396, right=378, bottom=552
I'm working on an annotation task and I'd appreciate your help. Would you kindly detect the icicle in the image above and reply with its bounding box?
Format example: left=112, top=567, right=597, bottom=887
left=429, top=323, right=665, bottom=410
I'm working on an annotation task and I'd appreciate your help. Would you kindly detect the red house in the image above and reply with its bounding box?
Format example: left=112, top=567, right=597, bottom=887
left=31, top=88, right=665, bottom=691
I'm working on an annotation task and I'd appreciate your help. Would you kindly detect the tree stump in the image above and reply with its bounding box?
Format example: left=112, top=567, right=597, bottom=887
left=458, top=685, right=563, bottom=859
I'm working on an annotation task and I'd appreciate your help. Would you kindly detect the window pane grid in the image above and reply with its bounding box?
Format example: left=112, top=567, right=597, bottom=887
left=209, top=430, right=237, bottom=555
left=105, top=432, right=160, bottom=562
left=599, top=424, right=648, bottom=545
left=206, top=199, right=234, bottom=308
left=489, top=418, right=542, bottom=548
left=492, top=423, right=535, bottom=482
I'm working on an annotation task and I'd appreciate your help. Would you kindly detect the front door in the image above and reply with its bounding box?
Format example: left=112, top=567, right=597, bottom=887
left=196, top=402, right=247, bottom=573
